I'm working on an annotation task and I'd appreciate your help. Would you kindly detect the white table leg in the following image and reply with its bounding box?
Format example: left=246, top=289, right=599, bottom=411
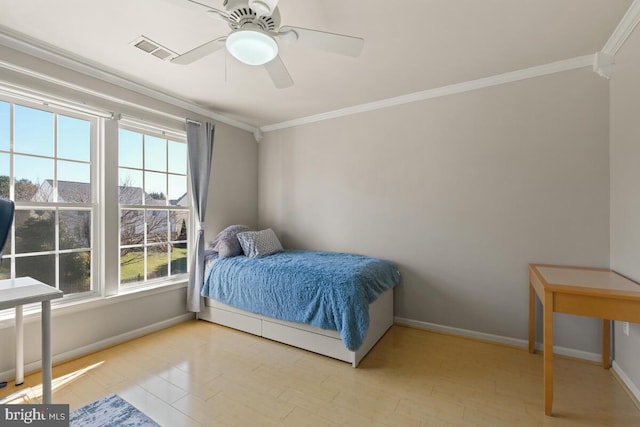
left=15, top=304, right=23, bottom=386
left=42, top=300, right=52, bottom=404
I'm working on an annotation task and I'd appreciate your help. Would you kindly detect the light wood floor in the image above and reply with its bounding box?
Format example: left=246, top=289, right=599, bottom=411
left=1, top=321, right=639, bottom=426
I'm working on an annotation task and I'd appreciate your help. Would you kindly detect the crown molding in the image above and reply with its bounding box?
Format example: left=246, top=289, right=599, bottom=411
left=602, top=0, right=640, bottom=55
left=260, top=55, right=594, bottom=133
left=0, top=28, right=258, bottom=135
left=3, top=4, right=633, bottom=142
left=593, top=52, right=615, bottom=79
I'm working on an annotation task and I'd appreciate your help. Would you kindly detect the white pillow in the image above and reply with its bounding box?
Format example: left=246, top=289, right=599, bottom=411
left=237, top=228, right=283, bottom=258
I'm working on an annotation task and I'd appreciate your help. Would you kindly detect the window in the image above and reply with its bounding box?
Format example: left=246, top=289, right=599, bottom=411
left=118, top=126, right=189, bottom=286
left=0, top=88, right=191, bottom=304
left=0, top=99, right=96, bottom=296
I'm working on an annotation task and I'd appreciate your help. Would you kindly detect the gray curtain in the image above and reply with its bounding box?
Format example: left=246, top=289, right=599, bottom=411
left=186, top=120, right=215, bottom=312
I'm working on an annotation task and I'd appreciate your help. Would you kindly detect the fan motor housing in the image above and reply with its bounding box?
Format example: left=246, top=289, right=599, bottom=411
left=223, top=0, right=281, bottom=31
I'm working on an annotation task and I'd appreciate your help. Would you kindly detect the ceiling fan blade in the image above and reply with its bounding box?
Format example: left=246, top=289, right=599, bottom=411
left=171, top=37, right=226, bottom=65
left=162, top=0, right=228, bottom=16
left=264, top=55, right=294, bottom=89
left=278, top=25, right=364, bottom=57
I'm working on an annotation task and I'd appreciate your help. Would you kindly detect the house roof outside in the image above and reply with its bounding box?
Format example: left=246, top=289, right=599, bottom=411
left=34, top=180, right=186, bottom=206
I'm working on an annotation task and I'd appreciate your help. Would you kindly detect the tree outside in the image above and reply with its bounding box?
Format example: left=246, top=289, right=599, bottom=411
left=1, top=174, right=92, bottom=294
left=14, top=208, right=91, bottom=293
left=0, top=170, right=188, bottom=289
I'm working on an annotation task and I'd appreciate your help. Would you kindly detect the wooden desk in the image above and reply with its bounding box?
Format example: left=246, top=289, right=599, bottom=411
left=0, top=277, right=63, bottom=404
left=528, top=264, right=640, bottom=415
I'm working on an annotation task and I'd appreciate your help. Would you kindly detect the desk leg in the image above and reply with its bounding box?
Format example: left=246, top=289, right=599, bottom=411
left=602, top=319, right=611, bottom=369
left=15, top=305, right=23, bottom=386
left=543, top=290, right=554, bottom=416
left=529, top=282, right=535, bottom=353
left=41, top=300, right=52, bottom=404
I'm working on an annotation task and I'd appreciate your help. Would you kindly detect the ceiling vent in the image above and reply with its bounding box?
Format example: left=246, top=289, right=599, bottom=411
left=131, top=36, right=177, bottom=61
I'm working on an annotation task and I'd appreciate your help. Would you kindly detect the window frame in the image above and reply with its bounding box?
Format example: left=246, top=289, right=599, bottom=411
left=115, top=121, right=191, bottom=291
left=0, top=87, right=193, bottom=308
left=0, top=93, right=100, bottom=301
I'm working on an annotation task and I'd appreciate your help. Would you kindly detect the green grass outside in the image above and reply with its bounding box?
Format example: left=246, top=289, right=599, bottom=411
left=121, top=247, right=188, bottom=284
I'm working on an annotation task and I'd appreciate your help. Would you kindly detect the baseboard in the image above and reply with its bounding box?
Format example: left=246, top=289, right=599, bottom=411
left=612, top=361, right=640, bottom=406
left=0, top=313, right=194, bottom=381
left=394, top=317, right=601, bottom=363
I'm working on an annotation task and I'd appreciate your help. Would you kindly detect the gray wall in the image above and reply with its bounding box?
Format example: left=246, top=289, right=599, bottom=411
left=0, top=288, right=190, bottom=377
left=610, top=23, right=640, bottom=392
left=0, top=46, right=259, bottom=377
left=259, top=68, right=610, bottom=354
left=205, top=123, right=259, bottom=239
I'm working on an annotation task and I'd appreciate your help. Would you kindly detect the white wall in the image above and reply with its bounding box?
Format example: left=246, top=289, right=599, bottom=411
left=610, top=23, right=640, bottom=394
left=259, top=68, right=610, bottom=353
left=0, top=45, right=259, bottom=377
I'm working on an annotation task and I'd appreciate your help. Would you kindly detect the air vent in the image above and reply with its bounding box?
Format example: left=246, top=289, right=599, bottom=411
left=152, top=49, right=173, bottom=60
left=131, top=36, right=177, bottom=61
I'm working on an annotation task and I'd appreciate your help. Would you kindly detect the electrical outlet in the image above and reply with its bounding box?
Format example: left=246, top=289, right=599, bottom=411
left=623, top=322, right=630, bottom=336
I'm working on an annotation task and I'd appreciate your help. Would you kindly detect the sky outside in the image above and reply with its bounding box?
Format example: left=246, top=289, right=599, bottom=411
left=0, top=101, right=187, bottom=201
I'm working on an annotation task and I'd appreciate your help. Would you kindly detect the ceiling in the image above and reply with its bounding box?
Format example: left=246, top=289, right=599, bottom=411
left=0, top=0, right=633, bottom=129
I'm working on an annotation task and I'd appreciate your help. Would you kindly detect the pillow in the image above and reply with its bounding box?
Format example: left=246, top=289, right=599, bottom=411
left=237, top=228, right=283, bottom=258
left=209, top=224, right=250, bottom=258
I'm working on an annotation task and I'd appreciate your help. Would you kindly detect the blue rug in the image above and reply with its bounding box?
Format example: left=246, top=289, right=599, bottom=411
left=70, top=394, right=160, bottom=427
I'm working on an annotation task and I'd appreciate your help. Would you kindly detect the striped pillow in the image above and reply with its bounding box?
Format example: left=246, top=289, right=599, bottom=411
left=237, top=228, right=283, bottom=258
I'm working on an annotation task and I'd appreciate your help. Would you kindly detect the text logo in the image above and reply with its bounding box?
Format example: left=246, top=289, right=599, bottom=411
left=0, top=404, right=69, bottom=426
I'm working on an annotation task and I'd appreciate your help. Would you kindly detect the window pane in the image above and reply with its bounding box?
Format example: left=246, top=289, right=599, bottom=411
left=171, top=245, right=187, bottom=276
left=144, top=135, right=166, bottom=172
left=0, top=260, right=9, bottom=280
left=2, top=218, right=10, bottom=256
left=147, top=244, right=168, bottom=280
left=16, top=254, right=55, bottom=286
left=120, top=209, right=144, bottom=246
left=170, top=211, right=188, bottom=242
left=60, top=211, right=91, bottom=250
left=119, top=168, right=143, bottom=204
left=15, top=155, right=54, bottom=202
left=121, top=248, right=144, bottom=284
left=168, top=140, right=187, bottom=175
left=118, top=126, right=189, bottom=288
left=2, top=101, right=95, bottom=297
left=0, top=101, right=9, bottom=151
left=145, top=171, right=166, bottom=204
left=58, top=161, right=91, bottom=202
left=14, top=105, right=54, bottom=157
left=168, top=175, right=187, bottom=205
left=15, top=210, right=54, bottom=253
left=119, top=129, right=143, bottom=169
left=0, top=152, right=9, bottom=199
left=147, top=210, right=167, bottom=243
left=58, top=115, right=90, bottom=161
left=60, top=251, right=91, bottom=294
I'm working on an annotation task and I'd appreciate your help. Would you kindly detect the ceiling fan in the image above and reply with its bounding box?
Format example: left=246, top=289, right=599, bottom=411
left=166, top=0, right=365, bottom=88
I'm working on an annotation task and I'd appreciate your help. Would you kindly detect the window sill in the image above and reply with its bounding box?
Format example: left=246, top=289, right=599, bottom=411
left=0, top=279, right=188, bottom=329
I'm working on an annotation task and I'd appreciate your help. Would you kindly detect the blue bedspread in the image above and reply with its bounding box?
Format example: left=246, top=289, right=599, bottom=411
left=201, top=250, right=400, bottom=351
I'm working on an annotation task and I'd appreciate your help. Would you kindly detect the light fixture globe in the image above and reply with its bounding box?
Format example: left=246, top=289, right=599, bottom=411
left=226, top=28, right=278, bottom=66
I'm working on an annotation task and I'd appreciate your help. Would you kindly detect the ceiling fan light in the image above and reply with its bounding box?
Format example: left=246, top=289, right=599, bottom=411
left=226, top=29, right=278, bottom=66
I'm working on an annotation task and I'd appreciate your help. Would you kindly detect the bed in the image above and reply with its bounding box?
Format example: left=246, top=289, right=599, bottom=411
left=199, top=249, right=400, bottom=367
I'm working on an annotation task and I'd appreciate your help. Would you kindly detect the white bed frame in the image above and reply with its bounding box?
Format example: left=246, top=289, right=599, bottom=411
left=198, top=288, right=394, bottom=367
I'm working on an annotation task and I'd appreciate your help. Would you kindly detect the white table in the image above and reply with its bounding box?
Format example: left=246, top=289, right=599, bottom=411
left=0, top=277, right=63, bottom=404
